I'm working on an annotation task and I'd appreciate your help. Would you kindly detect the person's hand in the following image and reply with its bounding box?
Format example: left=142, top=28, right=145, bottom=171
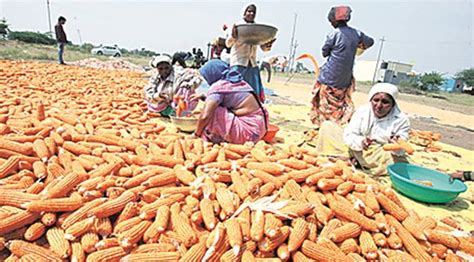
left=262, top=38, right=276, bottom=49
left=362, top=137, right=373, bottom=151
left=189, top=93, right=204, bottom=101
left=231, top=24, right=238, bottom=39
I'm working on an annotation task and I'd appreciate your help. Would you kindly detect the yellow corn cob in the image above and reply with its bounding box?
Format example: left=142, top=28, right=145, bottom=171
left=216, top=187, right=236, bottom=217
left=263, top=213, right=282, bottom=239
left=283, top=179, right=305, bottom=201
left=275, top=244, right=289, bottom=261
left=319, top=218, right=342, bottom=240
left=317, top=178, right=344, bottom=191
left=246, top=177, right=263, bottom=195
left=287, top=167, right=320, bottom=183
left=200, top=197, right=216, bottom=230
left=46, top=227, right=71, bottom=259
left=88, top=190, right=137, bottom=218
left=88, top=161, right=124, bottom=178
left=292, top=250, right=315, bottom=262
left=305, top=169, right=335, bottom=185
left=220, top=240, right=256, bottom=262
left=457, top=237, right=474, bottom=255
left=430, top=243, right=447, bottom=259
left=387, top=232, right=403, bottom=249
left=171, top=204, right=198, bottom=247
left=46, top=162, right=67, bottom=182
left=0, top=210, right=40, bottom=235
left=26, top=180, right=44, bottom=194
left=336, top=181, right=354, bottom=196
left=250, top=210, right=265, bottom=242
left=71, top=241, right=86, bottom=262
left=141, top=171, right=177, bottom=188
left=376, top=193, right=408, bottom=221
left=277, top=158, right=308, bottom=170
left=18, top=253, right=49, bottom=262
left=44, top=137, right=57, bottom=156
left=401, top=215, right=427, bottom=240
left=279, top=202, right=314, bottom=218
left=373, top=232, right=387, bottom=247
left=247, top=162, right=285, bottom=176
left=302, top=215, right=317, bottom=242
left=250, top=148, right=270, bottom=162
left=94, top=237, right=119, bottom=251
left=445, top=252, right=464, bottom=262
left=230, top=170, right=249, bottom=200
left=64, top=217, right=95, bottom=241
left=24, top=197, right=83, bottom=212
left=237, top=208, right=251, bottom=242
left=424, top=229, right=460, bottom=249
left=81, top=232, right=100, bottom=253
left=118, top=220, right=152, bottom=248
left=258, top=226, right=290, bottom=252
left=301, top=240, right=347, bottom=261
left=174, top=164, right=196, bottom=185
left=305, top=191, right=333, bottom=225
left=139, top=193, right=185, bottom=220
left=329, top=222, right=362, bottom=243
left=114, top=217, right=143, bottom=235
left=144, top=205, right=170, bottom=243
left=326, top=194, right=378, bottom=232
left=24, top=222, right=46, bottom=241
left=61, top=198, right=106, bottom=230
left=45, top=172, right=86, bottom=199
left=0, top=189, right=40, bottom=208
left=359, top=231, right=378, bottom=260
left=121, top=252, right=180, bottom=262
left=86, top=246, right=127, bottom=262
left=32, top=139, right=50, bottom=162
left=0, top=155, right=20, bottom=179
left=6, top=240, right=62, bottom=262
left=440, top=217, right=460, bottom=230
left=123, top=167, right=171, bottom=188
left=0, top=139, right=33, bottom=155
left=346, top=253, right=365, bottom=262
left=251, top=170, right=283, bottom=189
left=40, top=212, right=57, bottom=226
left=288, top=217, right=309, bottom=252
left=32, top=161, right=47, bottom=178
left=114, top=202, right=139, bottom=227
left=386, top=214, right=432, bottom=260
left=339, top=238, right=360, bottom=254
left=225, top=218, right=243, bottom=255
left=131, top=243, right=176, bottom=253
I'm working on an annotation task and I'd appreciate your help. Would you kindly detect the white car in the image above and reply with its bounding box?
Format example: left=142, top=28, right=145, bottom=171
left=91, top=45, right=122, bottom=57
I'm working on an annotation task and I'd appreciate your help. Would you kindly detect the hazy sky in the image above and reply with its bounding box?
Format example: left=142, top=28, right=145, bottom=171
left=1, top=0, right=473, bottom=75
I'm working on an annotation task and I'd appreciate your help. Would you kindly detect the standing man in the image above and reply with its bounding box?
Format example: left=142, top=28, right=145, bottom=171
left=54, top=16, right=67, bottom=65
left=310, top=6, right=374, bottom=127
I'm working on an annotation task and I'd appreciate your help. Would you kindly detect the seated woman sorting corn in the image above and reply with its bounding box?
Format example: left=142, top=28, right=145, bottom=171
left=144, top=54, right=202, bottom=117
left=315, top=83, right=410, bottom=175
left=192, top=59, right=268, bottom=144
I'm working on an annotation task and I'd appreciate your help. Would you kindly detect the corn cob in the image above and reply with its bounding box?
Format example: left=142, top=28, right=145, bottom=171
left=71, top=241, right=86, bottom=262
left=251, top=170, right=283, bottom=189
left=292, top=250, right=315, bottom=262
left=32, top=139, right=50, bottom=162
left=81, top=232, right=100, bottom=253
left=6, top=240, right=62, bottom=262
left=141, top=171, right=177, bottom=188
left=139, top=193, right=185, bottom=220
left=24, top=222, right=46, bottom=241
left=288, top=217, right=309, bottom=252
left=277, top=158, right=308, bottom=170
left=250, top=148, right=270, bottom=162
left=326, top=194, right=378, bottom=232
left=305, top=169, right=335, bottom=185
left=143, top=205, right=170, bottom=243
left=64, top=217, right=95, bottom=241
left=41, top=212, right=57, bottom=226
left=457, top=237, right=474, bottom=255
left=0, top=155, right=20, bottom=179
left=86, top=246, right=127, bottom=262
left=200, top=197, right=216, bottom=230
left=118, top=220, right=152, bottom=248
left=216, top=187, right=236, bottom=217
left=23, top=196, right=83, bottom=212
left=387, top=232, right=403, bottom=249
left=247, top=162, right=285, bottom=176
left=225, top=218, right=243, bottom=255
left=263, top=213, right=282, bottom=239
left=386, top=214, right=432, bottom=260
left=246, top=177, right=263, bottom=195
left=95, top=237, right=119, bottom=251
left=0, top=210, right=40, bottom=235
left=283, top=179, right=305, bottom=201
left=359, top=231, right=378, bottom=259
left=301, top=240, right=347, bottom=261
left=45, top=227, right=71, bottom=259
left=258, top=226, right=290, bottom=252
left=0, top=139, right=33, bottom=155
left=250, top=210, right=265, bottom=242
left=445, top=252, right=464, bottom=262
left=424, top=229, right=460, bottom=249
left=339, top=238, right=360, bottom=254
left=305, top=191, right=333, bottom=225
left=376, top=193, right=408, bottom=221
left=317, top=178, right=344, bottom=191
left=329, top=222, right=362, bottom=243
left=131, top=243, right=176, bottom=253
left=174, top=164, right=196, bottom=185
left=0, top=189, right=40, bottom=208
left=88, top=190, right=137, bottom=218
left=121, top=252, right=180, bottom=262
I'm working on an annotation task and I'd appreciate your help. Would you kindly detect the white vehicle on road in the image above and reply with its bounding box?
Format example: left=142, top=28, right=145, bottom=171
left=91, top=45, right=122, bottom=57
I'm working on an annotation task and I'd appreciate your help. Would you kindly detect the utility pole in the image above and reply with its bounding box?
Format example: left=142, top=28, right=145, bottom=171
left=77, top=29, right=83, bottom=45
left=46, top=0, right=52, bottom=37
left=372, top=36, right=386, bottom=84
left=288, top=13, right=297, bottom=72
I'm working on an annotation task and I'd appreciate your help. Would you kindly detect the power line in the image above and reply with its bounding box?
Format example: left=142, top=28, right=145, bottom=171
left=372, top=36, right=386, bottom=84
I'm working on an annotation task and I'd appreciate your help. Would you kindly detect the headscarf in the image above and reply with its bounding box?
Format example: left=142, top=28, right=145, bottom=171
left=327, top=6, right=352, bottom=23
left=199, top=59, right=243, bottom=85
left=150, top=54, right=172, bottom=68
left=368, top=83, right=399, bottom=102
left=242, top=3, right=257, bottom=16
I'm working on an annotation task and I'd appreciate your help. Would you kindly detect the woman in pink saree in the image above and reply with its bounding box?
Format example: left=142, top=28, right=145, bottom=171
left=193, top=60, right=268, bottom=144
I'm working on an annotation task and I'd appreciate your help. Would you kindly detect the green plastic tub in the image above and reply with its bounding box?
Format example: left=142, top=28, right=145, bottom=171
left=387, top=163, right=467, bottom=203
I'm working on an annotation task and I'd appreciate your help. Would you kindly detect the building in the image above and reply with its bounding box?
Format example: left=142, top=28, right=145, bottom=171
left=353, top=60, right=415, bottom=85
left=439, top=78, right=464, bottom=93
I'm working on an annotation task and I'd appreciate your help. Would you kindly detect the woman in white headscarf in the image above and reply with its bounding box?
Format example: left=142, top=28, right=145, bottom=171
left=313, top=83, right=410, bottom=175
left=343, top=83, right=410, bottom=175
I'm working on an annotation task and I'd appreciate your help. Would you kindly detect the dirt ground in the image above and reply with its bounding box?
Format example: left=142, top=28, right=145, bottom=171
left=266, top=76, right=474, bottom=150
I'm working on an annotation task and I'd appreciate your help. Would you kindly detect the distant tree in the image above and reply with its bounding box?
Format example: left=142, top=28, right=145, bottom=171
left=418, top=71, right=445, bottom=91
left=0, top=18, right=9, bottom=39
left=8, top=31, right=56, bottom=45
left=455, top=68, right=474, bottom=87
